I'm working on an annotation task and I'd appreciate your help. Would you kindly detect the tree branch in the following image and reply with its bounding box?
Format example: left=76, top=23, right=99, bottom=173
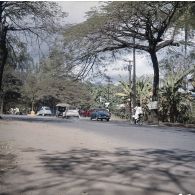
left=156, top=39, right=179, bottom=51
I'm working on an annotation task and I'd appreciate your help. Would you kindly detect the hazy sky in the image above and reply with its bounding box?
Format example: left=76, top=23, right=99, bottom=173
left=58, top=1, right=99, bottom=23
left=58, top=1, right=153, bottom=82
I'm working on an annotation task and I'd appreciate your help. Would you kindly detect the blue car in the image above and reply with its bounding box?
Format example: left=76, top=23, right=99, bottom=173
left=90, top=110, right=111, bottom=121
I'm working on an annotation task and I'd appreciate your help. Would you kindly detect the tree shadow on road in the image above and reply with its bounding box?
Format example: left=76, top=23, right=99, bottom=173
left=1, top=148, right=195, bottom=195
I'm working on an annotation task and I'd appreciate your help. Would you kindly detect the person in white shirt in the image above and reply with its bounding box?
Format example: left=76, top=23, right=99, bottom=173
left=132, top=103, right=143, bottom=121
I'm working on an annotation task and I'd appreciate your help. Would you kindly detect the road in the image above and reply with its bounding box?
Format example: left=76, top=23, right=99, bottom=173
left=0, top=115, right=195, bottom=195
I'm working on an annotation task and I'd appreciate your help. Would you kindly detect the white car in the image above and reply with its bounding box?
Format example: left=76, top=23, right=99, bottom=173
left=37, top=106, right=52, bottom=116
left=63, top=107, right=80, bottom=118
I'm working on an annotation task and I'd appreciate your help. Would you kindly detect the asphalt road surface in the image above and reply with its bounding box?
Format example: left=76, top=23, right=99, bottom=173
left=0, top=115, right=195, bottom=195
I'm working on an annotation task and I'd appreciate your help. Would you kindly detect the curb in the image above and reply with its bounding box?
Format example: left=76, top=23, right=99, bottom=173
left=160, top=122, right=195, bottom=129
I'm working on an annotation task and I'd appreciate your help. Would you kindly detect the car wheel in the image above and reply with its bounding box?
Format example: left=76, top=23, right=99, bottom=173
left=101, top=119, right=103, bottom=121
left=107, top=119, right=110, bottom=121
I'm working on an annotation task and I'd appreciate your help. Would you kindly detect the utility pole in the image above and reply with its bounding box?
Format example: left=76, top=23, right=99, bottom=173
left=132, top=36, right=136, bottom=108
left=107, top=76, right=111, bottom=102
left=128, top=61, right=132, bottom=122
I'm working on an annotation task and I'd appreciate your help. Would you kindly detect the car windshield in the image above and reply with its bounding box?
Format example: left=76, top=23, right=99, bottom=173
left=68, top=107, right=77, bottom=110
left=98, top=111, right=108, bottom=114
left=68, top=109, right=78, bottom=112
left=58, top=107, right=66, bottom=111
left=94, top=109, right=108, bottom=113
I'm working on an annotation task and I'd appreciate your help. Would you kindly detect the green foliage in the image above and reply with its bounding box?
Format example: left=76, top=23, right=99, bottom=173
left=159, top=65, right=194, bottom=123
left=1, top=66, right=23, bottom=113
left=0, top=1, right=66, bottom=91
left=136, top=76, right=153, bottom=120
left=115, top=76, right=152, bottom=119
left=1, top=41, right=94, bottom=113
left=115, top=81, right=131, bottom=101
left=136, top=76, right=152, bottom=104
left=22, top=72, right=93, bottom=112
left=22, top=72, right=41, bottom=111
left=116, top=76, right=152, bottom=105
left=88, top=81, right=116, bottom=109
left=36, top=46, right=93, bottom=107
left=63, top=1, right=189, bottom=102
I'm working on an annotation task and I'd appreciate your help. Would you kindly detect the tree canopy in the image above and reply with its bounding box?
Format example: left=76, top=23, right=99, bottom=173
left=0, top=1, right=66, bottom=90
left=63, top=2, right=192, bottom=101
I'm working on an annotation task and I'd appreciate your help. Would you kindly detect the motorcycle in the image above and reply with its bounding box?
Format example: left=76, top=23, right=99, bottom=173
left=133, top=113, right=144, bottom=125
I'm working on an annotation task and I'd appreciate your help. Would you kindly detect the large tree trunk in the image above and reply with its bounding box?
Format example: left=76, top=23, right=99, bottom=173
left=0, top=39, right=8, bottom=114
left=170, top=102, right=177, bottom=123
left=0, top=6, right=8, bottom=114
left=0, top=92, right=4, bottom=114
left=0, top=31, right=8, bottom=91
left=0, top=3, right=8, bottom=91
left=148, top=51, right=159, bottom=124
left=150, top=51, right=159, bottom=101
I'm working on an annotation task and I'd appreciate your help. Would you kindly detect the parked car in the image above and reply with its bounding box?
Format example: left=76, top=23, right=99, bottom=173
left=81, top=109, right=93, bottom=117
left=37, top=106, right=52, bottom=116
left=63, top=107, right=80, bottom=118
left=90, top=109, right=111, bottom=121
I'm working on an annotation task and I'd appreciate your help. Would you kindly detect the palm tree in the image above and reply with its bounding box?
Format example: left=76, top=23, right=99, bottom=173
left=159, top=65, right=194, bottom=123
left=116, top=76, right=153, bottom=120
left=115, top=81, right=131, bottom=101
left=136, top=76, right=152, bottom=105
left=115, top=80, right=132, bottom=119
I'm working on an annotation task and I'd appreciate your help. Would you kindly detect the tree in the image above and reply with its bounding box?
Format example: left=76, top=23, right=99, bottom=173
left=88, top=80, right=118, bottom=109
left=115, top=76, right=152, bottom=120
left=136, top=76, right=153, bottom=119
left=0, top=40, right=34, bottom=114
left=36, top=45, right=93, bottom=107
left=64, top=2, right=187, bottom=102
left=1, top=66, right=22, bottom=114
left=0, top=1, right=66, bottom=92
left=176, top=3, right=195, bottom=56
left=22, top=72, right=41, bottom=112
left=159, top=64, right=194, bottom=123
left=116, top=81, right=131, bottom=102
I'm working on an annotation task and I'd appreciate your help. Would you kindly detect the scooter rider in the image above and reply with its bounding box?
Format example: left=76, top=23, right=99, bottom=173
left=132, top=103, right=143, bottom=124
